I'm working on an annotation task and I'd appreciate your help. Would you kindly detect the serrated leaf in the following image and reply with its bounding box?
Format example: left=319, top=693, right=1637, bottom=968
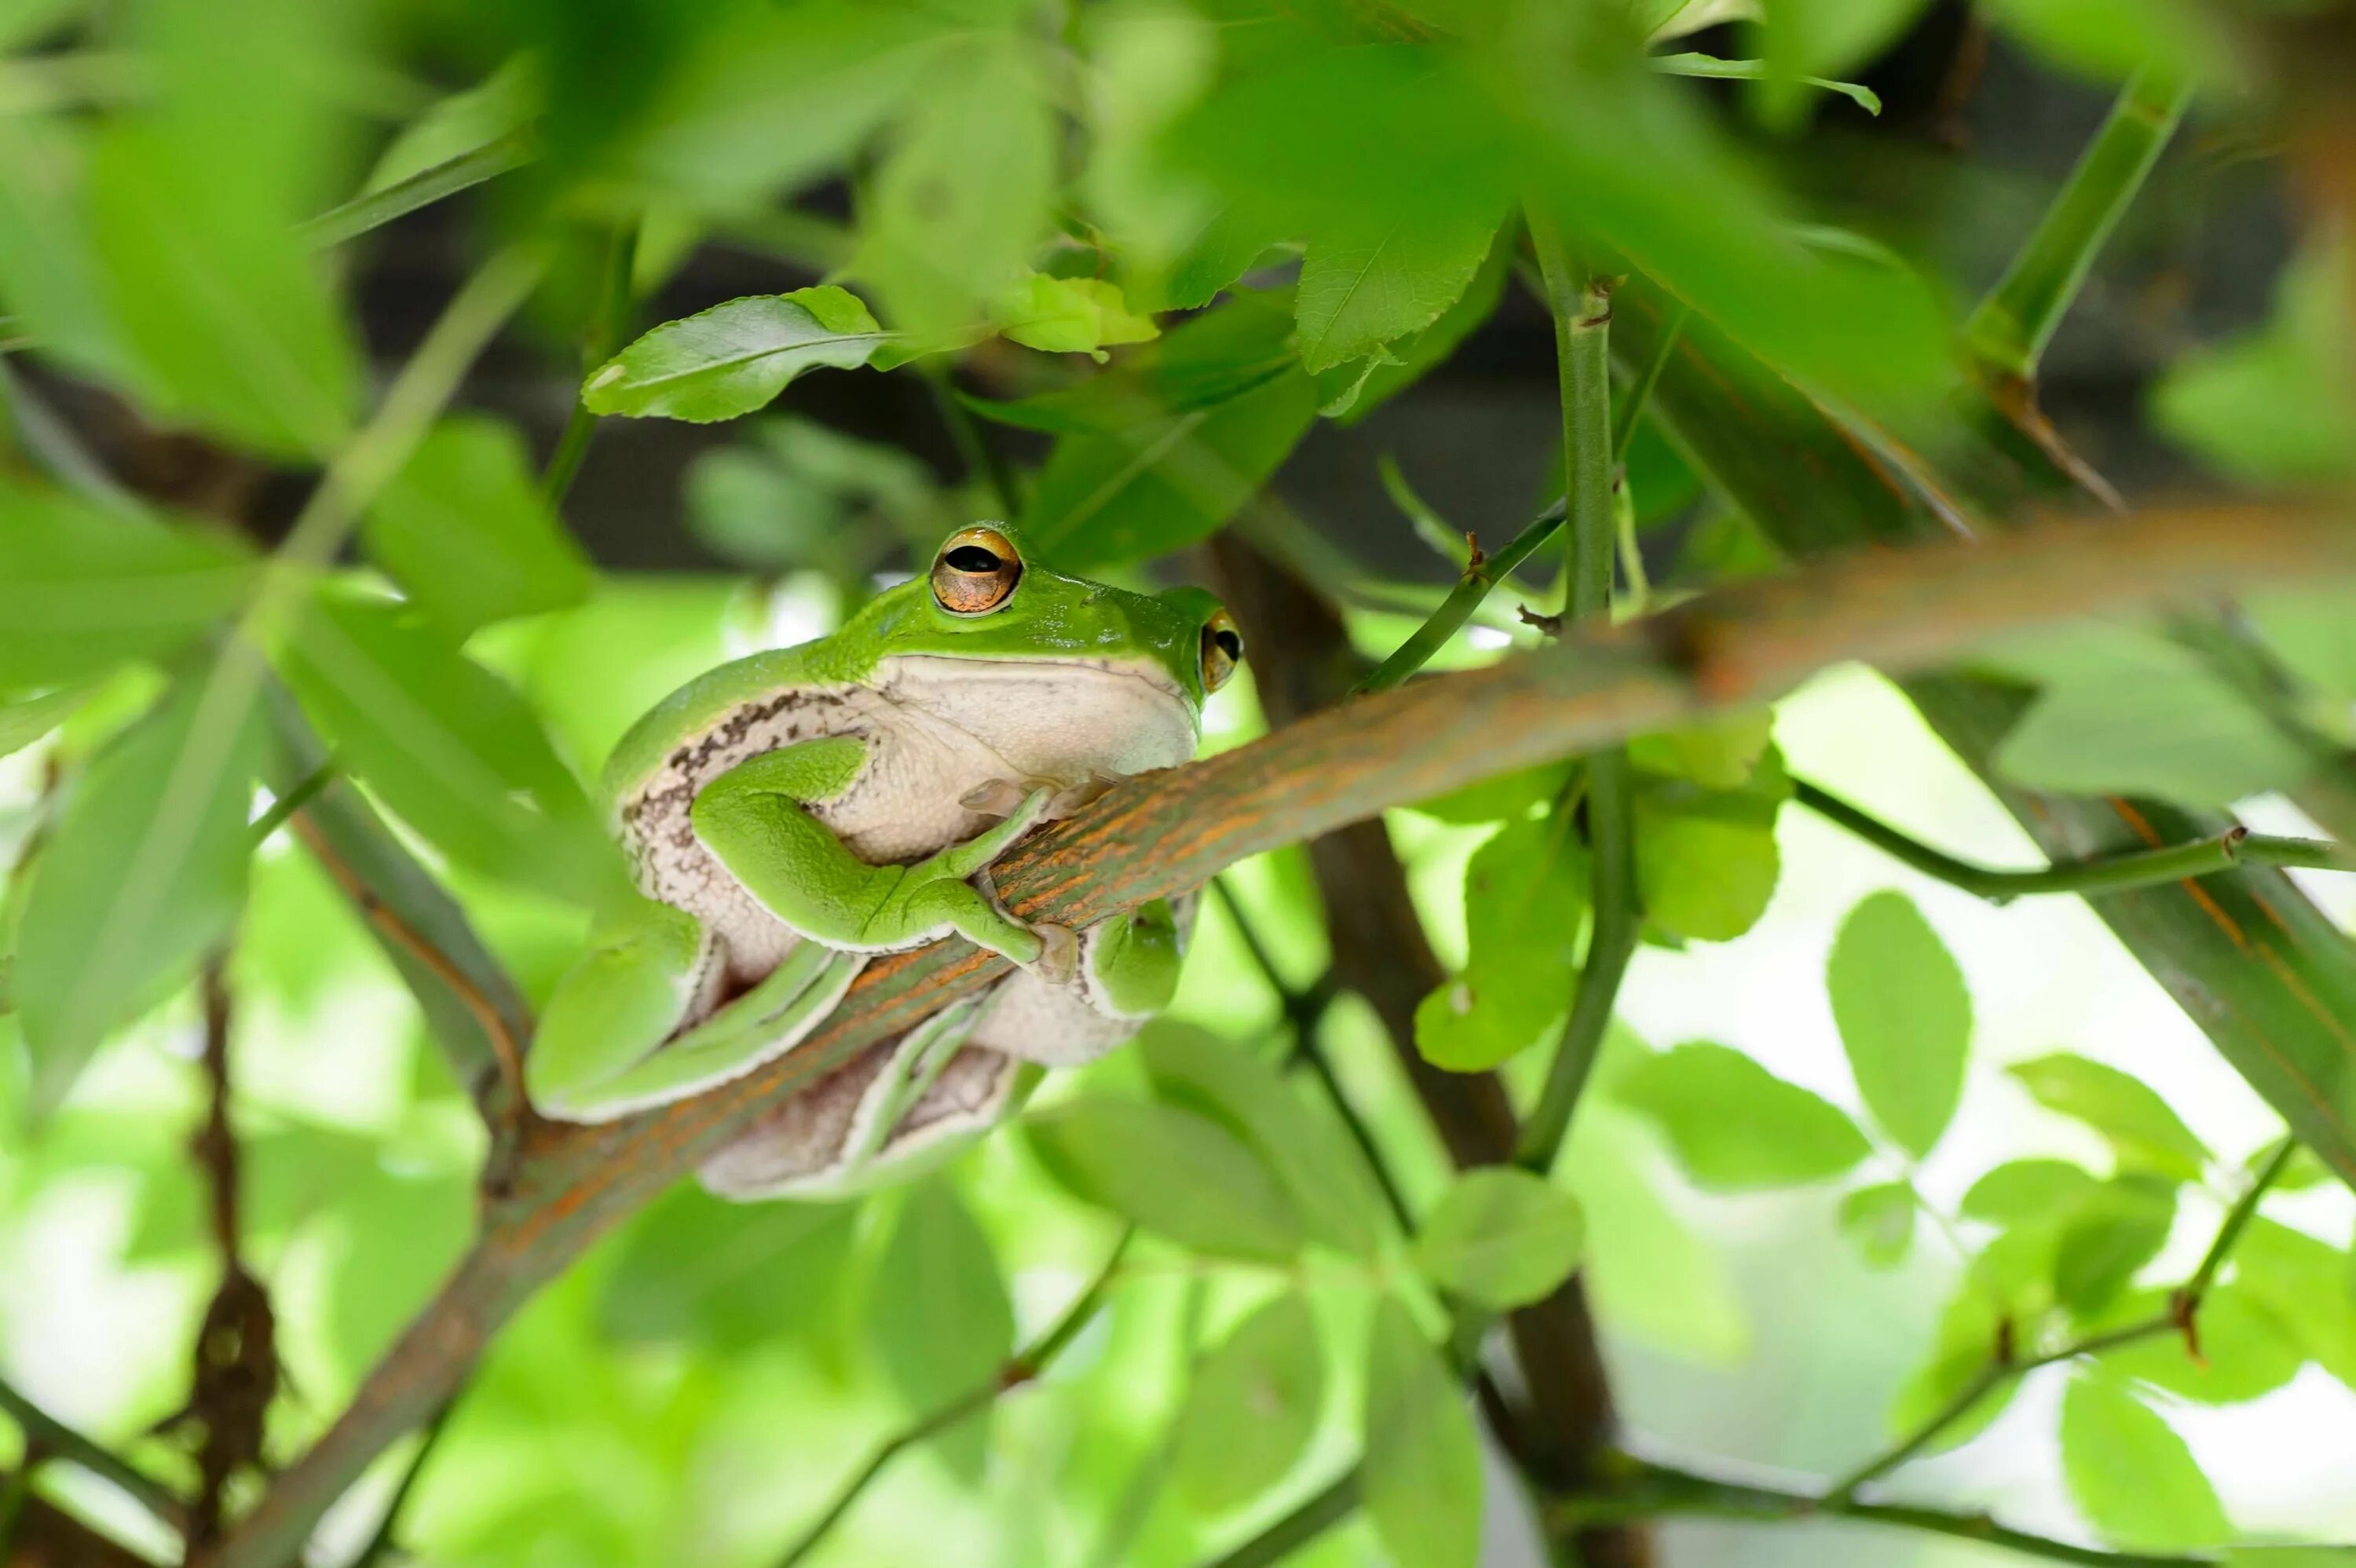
left=1170, top=1294, right=1324, bottom=1514
left=2103, top=1285, right=2303, bottom=1405
left=2060, top=1373, right=2232, bottom=1551
left=1612, top=1042, right=1871, bottom=1191
left=2054, top=1181, right=2175, bottom=1315
left=583, top=287, right=894, bottom=423
left=363, top=415, right=592, bottom=639
left=1362, top=1296, right=1481, bottom=1568
left=1415, top=813, right=1587, bottom=1071
left=1025, top=1097, right=1303, bottom=1261
left=1412, top=1168, right=1585, bottom=1308
left=16, top=671, right=262, bottom=1113
left=1827, top=890, right=1970, bottom=1157
left=2233, top=1219, right=2356, bottom=1391
left=990, top=272, right=1158, bottom=358
left=1960, top=1158, right=2101, bottom=1224
left=1140, top=1024, right=1381, bottom=1258
left=1838, top=1179, right=1915, bottom=1268
left=1294, top=209, right=1501, bottom=374
left=276, top=589, right=627, bottom=910
left=598, top=1187, right=857, bottom=1355
left=2007, top=1054, right=2210, bottom=1182
left=0, top=486, right=254, bottom=693
left=869, top=1179, right=1012, bottom=1481
left=1323, top=234, right=1513, bottom=427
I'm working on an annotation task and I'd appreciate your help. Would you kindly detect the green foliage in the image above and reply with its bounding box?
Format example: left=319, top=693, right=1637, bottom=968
left=1630, top=733, right=1788, bottom=943
left=1961, top=1157, right=2102, bottom=1223
left=2153, top=239, right=2356, bottom=486
left=1025, top=1096, right=1303, bottom=1262
left=1361, top=1297, right=1481, bottom=1568
left=1411, top=1167, right=1586, bottom=1309
left=1169, top=1294, right=1324, bottom=1514
left=869, top=1179, right=1014, bottom=1479
left=2060, top=1372, right=2233, bottom=1551
left=584, top=287, right=897, bottom=424
left=1416, top=812, right=1587, bottom=1071
left=2006, top=1053, right=2211, bottom=1182
left=1838, top=1179, right=1916, bottom=1268
left=1615, top=1042, right=1871, bottom=1190
left=1827, top=890, right=1970, bottom=1157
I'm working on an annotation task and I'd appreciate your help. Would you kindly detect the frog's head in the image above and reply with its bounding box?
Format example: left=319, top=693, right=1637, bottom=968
left=857, top=524, right=1244, bottom=716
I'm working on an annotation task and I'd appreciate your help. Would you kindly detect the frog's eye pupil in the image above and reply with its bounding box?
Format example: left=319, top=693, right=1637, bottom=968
left=1213, top=628, right=1243, bottom=660
left=931, top=527, right=1023, bottom=615
left=946, top=545, right=1001, bottom=572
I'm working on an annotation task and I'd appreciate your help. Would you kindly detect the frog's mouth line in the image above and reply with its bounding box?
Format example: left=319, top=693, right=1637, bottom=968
left=875, top=652, right=1191, bottom=707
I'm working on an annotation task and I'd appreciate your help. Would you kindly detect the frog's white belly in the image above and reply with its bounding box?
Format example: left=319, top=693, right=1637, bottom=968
left=620, top=652, right=1197, bottom=990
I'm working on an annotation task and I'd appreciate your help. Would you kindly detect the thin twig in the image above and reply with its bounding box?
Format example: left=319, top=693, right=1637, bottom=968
left=350, top=1387, right=465, bottom=1568
left=1827, top=1131, right=2299, bottom=1501
left=543, top=221, right=642, bottom=509
left=0, top=1381, right=188, bottom=1533
left=1198, top=1468, right=1363, bottom=1568
left=1796, top=777, right=2354, bottom=902
left=247, top=762, right=335, bottom=846
left=1353, top=499, right=1567, bottom=695
left=773, top=1230, right=1134, bottom=1568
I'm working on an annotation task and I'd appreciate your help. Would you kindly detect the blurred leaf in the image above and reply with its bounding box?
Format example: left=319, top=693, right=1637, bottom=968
left=869, top=1179, right=1013, bottom=1481
left=1025, top=1096, right=1303, bottom=1261
left=364, top=415, right=593, bottom=639
left=2059, top=1372, right=2232, bottom=1551
left=1978, top=0, right=2219, bottom=85
left=1827, top=890, right=1970, bottom=1157
left=1362, top=1296, right=1481, bottom=1568
left=599, top=1186, right=858, bottom=1355
left=1415, top=813, right=1587, bottom=1071
left=1636, top=0, right=1762, bottom=42
left=511, top=578, right=744, bottom=770
left=1562, top=1101, right=1751, bottom=1361
left=326, top=1166, right=474, bottom=1384
left=1648, top=53, right=1883, bottom=115
left=1888, top=1285, right=2017, bottom=1452
left=1140, top=1023, right=1382, bottom=1257
left=1626, top=712, right=1772, bottom=791
left=1961, top=1158, right=2101, bottom=1224
left=2054, top=1181, right=2175, bottom=1316
left=2226, top=1551, right=2356, bottom=1568
left=2007, top=1054, right=2210, bottom=1183
left=856, top=38, right=1052, bottom=337
left=1170, top=1294, right=1324, bottom=1514
left=1613, top=1042, right=1871, bottom=1190
left=2248, top=589, right=2356, bottom=718
left=16, top=670, right=262, bottom=1113
left=277, top=589, right=627, bottom=911
left=1402, top=761, right=1573, bottom=824
left=2233, top=1219, right=2356, bottom=1391
left=0, top=682, right=97, bottom=762
left=1839, top=1179, right=1915, bottom=1268
left=1978, top=626, right=2309, bottom=810
left=368, top=57, right=541, bottom=193
left=1632, top=749, right=1788, bottom=943
left=1295, top=209, right=1501, bottom=375
left=0, top=118, right=138, bottom=388
left=1022, top=294, right=1317, bottom=570
left=1412, top=1168, right=1585, bottom=1308
left=991, top=272, right=1158, bottom=359
left=0, top=485, right=254, bottom=693
left=2103, top=1285, right=2303, bottom=1405
left=584, top=287, right=893, bottom=423
left=685, top=450, right=843, bottom=572
left=2153, top=239, right=2356, bottom=486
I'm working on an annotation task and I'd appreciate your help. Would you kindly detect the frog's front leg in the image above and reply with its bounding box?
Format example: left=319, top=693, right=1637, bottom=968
left=526, top=901, right=865, bottom=1122
left=692, top=736, right=1073, bottom=975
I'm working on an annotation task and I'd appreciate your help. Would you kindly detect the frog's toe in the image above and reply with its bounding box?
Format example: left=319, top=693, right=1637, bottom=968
left=1046, top=771, right=1126, bottom=819
left=1027, top=922, right=1078, bottom=984
left=959, top=778, right=1037, bottom=818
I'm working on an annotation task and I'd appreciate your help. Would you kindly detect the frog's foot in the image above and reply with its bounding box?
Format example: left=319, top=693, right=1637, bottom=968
left=1029, top=920, right=1078, bottom=985
left=1048, top=770, right=1127, bottom=819
left=960, top=771, right=1128, bottom=824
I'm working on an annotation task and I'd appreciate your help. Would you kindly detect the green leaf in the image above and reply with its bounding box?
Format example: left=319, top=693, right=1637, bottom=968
left=276, top=589, right=627, bottom=911
left=1560, top=1097, right=1751, bottom=1363
left=1140, top=1024, right=1382, bottom=1258
left=1024, top=1097, right=1303, bottom=1262
left=2007, top=1054, right=2211, bottom=1182
left=2153, top=239, right=2356, bottom=487
left=1979, top=0, right=2219, bottom=85
left=1626, top=711, right=1773, bottom=791
left=598, top=1187, right=858, bottom=1356
left=1021, top=294, right=1316, bottom=570
left=1631, top=752, right=1787, bottom=943
left=2233, top=1219, right=2356, bottom=1391
left=0, top=118, right=138, bottom=388
left=325, top=1165, right=474, bottom=1386
left=1412, top=1168, right=1585, bottom=1309
left=0, top=682, right=98, bottom=763
left=1321, top=231, right=1513, bottom=427
left=1888, top=1285, right=2017, bottom=1453
left=0, top=485, right=254, bottom=693
left=2059, top=1372, right=2232, bottom=1551
left=1838, top=1180, right=1916, bottom=1268
left=990, top=272, right=1158, bottom=359
left=869, top=1179, right=1014, bottom=1482
left=366, top=57, right=540, bottom=194
left=1294, top=208, right=1502, bottom=375
left=364, top=415, right=593, bottom=639
left=2103, top=1285, right=2303, bottom=1405
left=1362, top=1296, right=1481, bottom=1568
left=1170, top=1294, right=1325, bottom=1514
left=1827, top=890, right=1970, bottom=1157
left=1647, top=53, right=1883, bottom=115
left=1980, top=626, right=2310, bottom=810
left=2053, top=1181, right=2175, bottom=1315
left=583, top=287, right=893, bottom=423
left=855, top=38, right=1052, bottom=337
left=1414, top=814, right=1587, bottom=1072
left=1960, top=1158, right=2101, bottom=1224
left=16, top=671, right=262, bottom=1113
left=1402, top=761, right=1574, bottom=825
left=1612, top=1042, right=1871, bottom=1191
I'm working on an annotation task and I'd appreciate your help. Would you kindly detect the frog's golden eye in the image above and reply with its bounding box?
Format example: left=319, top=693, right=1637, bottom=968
left=1199, top=609, right=1243, bottom=693
left=931, top=526, right=1022, bottom=616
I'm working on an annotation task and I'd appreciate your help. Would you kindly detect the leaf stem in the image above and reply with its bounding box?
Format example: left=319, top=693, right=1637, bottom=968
left=0, top=1379, right=187, bottom=1535
left=542, top=221, right=642, bottom=510
left=300, top=126, right=537, bottom=250
left=773, top=1230, right=1133, bottom=1568
left=1353, top=499, right=1567, bottom=694
left=1966, top=65, right=2191, bottom=383
left=1795, top=777, right=2354, bottom=902
left=1529, top=220, right=1617, bottom=623
left=1197, top=1468, right=1363, bottom=1568
left=1516, top=757, right=1638, bottom=1171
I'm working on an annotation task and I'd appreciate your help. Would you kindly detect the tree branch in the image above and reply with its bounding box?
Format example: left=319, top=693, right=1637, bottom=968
left=207, top=503, right=2356, bottom=1567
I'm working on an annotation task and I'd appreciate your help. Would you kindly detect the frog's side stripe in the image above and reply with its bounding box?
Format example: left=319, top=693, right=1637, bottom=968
left=538, top=942, right=868, bottom=1124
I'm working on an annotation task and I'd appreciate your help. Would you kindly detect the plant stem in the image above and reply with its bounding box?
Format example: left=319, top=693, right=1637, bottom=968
left=300, top=126, right=537, bottom=250
left=1966, top=65, right=2191, bottom=382
left=1796, top=777, right=2354, bottom=902
left=0, top=1380, right=186, bottom=1534
left=1354, top=499, right=1567, bottom=694
left=1611, top=301, right=1686, bottom=466
left=351, top=1388, right=463, bottom=1568
left=542, top=221, right=642, bottom=509
left=774, top=1230, right=1132, bottom=1568
left=1198, top=1469, right=1363, bottom=1568
left=1827, top=1130, right=2298, bottom=1501
left=1529, top=219, right=1617, bottom=623
left=1517, top=756, right=1638, bottom=1171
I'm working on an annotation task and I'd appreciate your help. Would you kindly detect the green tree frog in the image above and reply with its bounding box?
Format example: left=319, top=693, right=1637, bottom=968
left=525, top=525, right=1244, bottom=1201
